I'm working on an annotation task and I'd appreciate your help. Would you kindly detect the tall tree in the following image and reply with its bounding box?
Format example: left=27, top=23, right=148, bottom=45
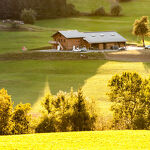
left=108, top=72, right=150, bottom=129
left=0, top=89, right=13, bottom=135
left=132, top=16, right=150, bottom=47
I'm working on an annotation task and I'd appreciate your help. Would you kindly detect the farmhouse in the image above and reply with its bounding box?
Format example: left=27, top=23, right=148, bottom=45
left=50, top=30, right=127, bottom=50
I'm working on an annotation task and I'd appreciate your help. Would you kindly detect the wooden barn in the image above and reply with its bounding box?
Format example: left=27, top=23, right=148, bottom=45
left=50, top=30, right=127, bottom=50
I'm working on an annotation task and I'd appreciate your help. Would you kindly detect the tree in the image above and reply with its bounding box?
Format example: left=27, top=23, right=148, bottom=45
left=93, top=7, right=106, bottom=16
left=0, top=88, right=13, bottom=135
left=108, top=72, right=150, bottom=129
left=21, top=9, right=36, bottom=24
left=132, top=16, right=150, bottom=47
left=12, top=103, right=31, bottom=134
left=70, top=88, right=96, bottom=131
left=111, top=3, right=122, bottom=16
left=35, top=88, right=97, bottom=133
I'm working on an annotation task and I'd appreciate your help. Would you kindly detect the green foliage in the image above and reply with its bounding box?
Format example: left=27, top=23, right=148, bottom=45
left=0, top=88, right=32, bottom=135
left=92, top=7, right=106, bottom=16
left=35, top=88, right=97, bottom=133
left=21, top=9, right=36, bottom=24
left=12, top=103, right=31, bottom=134
left=132, top=16, right=150, bottom=47
left=108, top=72, right=150, bottom=129
left=70, top=88, right=96, bottom=131
left=0, top=88, right=13, bottom=135
left=110, top=3, right=122, bottom=16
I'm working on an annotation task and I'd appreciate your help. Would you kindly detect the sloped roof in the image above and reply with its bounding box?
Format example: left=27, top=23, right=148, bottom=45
left=57, top=30, right=84, bottom=38
left=54, top=30, right=127, bottom=43
left=83, top=31, right=127, bottom=43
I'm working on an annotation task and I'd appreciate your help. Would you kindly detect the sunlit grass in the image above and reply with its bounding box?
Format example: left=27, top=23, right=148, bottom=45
left=0, top=60, right=150, bottom=118
left=0, top=131, right=150, bottom=150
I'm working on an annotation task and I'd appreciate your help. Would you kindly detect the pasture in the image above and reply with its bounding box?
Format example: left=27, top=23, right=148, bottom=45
left=0, top=0, right=150, bottom=54
left=0, top=60, right=150, bottom=117
left=0, top=131, right=150, bottom=149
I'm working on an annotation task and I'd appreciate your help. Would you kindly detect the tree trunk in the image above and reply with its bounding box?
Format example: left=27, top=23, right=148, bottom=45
left=142, top=36, right=145, bottom=47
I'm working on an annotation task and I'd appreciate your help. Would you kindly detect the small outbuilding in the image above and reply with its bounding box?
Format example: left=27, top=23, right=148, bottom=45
left=50, top=30, right=127, bottom=50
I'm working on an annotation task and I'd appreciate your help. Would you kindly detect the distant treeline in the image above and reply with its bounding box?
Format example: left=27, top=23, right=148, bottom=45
left=0, top=0, right=79, bottom=20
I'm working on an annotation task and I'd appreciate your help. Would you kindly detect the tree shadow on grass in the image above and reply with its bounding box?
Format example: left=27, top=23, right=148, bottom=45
left=143, top=62, right=150, bottom=74
left=0, top=60, right=107, bottom=105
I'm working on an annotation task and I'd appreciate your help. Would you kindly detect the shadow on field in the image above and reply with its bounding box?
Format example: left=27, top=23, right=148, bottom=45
left=0, top=60, right=107, bottom=105
left=143, top=62, right=150, bottom=74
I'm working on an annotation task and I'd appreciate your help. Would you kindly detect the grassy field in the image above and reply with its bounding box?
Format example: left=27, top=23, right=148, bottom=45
left=0, top=0, right=150, bottom=54
left=68, top=0, right=150, bottom=17
left=1, top=60, right=150, bottom=117
left=0, top=131, right=150, bottom=149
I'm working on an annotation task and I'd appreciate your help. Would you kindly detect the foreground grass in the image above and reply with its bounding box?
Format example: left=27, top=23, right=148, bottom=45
left=0, top=131, right=150, bottom=150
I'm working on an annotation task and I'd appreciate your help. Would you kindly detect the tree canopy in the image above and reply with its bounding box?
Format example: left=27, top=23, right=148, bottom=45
left=108, top=72, right=150, bottom=129
left=0, top=0, right=79, bottom=20
left=132, top=16, right=150, bottom=47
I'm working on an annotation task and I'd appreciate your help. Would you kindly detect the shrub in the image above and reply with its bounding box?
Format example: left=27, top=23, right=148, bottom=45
left=21, top=9, right=36, bottom=24
left=12, top=103, right=31, bottom=134
left=110, top=3, right=122, bottom=16
left=35, top=88, right=97, bottom=133
left=66, top=4, right=80, bottom=16
left=93, top=7, right=106, bottom=16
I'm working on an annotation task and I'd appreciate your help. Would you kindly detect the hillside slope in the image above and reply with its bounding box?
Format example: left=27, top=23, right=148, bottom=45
left=1, top=131, right=150, bottom=150
left=67, top=0, right=150, bottom=17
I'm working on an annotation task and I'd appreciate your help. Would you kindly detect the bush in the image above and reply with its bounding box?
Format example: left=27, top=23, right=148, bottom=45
left=35, top=88, right=97, bottom=133
left=66, top=4, right=80, bottom=16
left=110, top=3, right=122, bottom=16
left=93, top=7, right=106, bottom=16
left=12, top=103, right=31, bottom=134
left=21, top=9, right=36, bottom=24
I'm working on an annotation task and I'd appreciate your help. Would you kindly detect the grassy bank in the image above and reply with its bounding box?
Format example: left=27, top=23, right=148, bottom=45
left=0, top=130, right=150, bottom=150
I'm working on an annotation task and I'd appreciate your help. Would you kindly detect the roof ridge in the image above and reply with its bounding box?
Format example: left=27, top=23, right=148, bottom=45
left=84, top=31, right=116, bottom=33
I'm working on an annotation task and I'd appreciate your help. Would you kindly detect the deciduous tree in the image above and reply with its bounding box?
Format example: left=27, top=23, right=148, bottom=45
left=12, top=103, right=31, bottom=134
left=108, top=72, right=150, bottom=129
left=0, top=89, right=13, bottom=135
left=132, top=16, right=150, bottom=47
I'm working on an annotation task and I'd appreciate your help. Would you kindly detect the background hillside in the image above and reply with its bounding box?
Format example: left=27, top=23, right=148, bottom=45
left=68, top=0, right=150, bottom=17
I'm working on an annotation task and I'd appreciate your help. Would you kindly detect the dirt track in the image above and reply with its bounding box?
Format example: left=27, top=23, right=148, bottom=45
left=104, top=50, right=150, bottom=62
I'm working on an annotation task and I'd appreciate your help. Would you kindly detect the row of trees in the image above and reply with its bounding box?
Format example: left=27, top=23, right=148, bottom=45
left=0, top=0, right=79, bottom=20
left=0, top=88, right=96, bottom=135
left=92, top=3, right=122, bottom=16
left=1, top=71, right=150, bottom=135
left=0, top=89, right=31, bottom=135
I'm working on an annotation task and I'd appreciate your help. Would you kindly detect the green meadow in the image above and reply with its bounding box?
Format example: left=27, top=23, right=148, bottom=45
left=1, top=0, right=150, bottom=54
left=1, top=60, right=150, bottom=117
left=0, top=0, right=150, bottom=148
left=0, top=0, right=150, bottom=114
left=0, top=131, right=150, bottom=150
